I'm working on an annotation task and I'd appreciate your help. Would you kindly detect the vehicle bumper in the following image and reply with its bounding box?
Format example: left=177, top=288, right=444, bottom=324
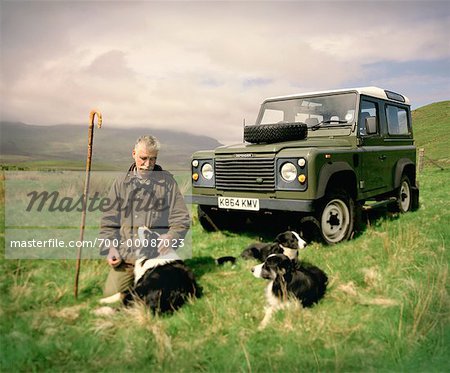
left=185, top=195, right=314, bottom=212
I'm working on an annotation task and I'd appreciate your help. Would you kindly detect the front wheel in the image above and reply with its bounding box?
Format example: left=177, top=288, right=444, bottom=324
left=317, top=191, right=355, bottom=244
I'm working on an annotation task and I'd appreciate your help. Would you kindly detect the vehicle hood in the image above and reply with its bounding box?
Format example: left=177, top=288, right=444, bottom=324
left=214, top=138, right=352, bottom=155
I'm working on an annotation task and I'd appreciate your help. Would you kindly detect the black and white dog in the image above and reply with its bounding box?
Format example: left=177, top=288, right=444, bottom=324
left=100, top=228, right=201, bottom=314
left=241, top=231, right=307, bottom=262
left=252, top=253, right=328, bottom=328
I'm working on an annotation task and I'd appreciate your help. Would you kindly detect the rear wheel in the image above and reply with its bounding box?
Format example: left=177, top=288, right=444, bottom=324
left=397, top=175, right=412, bottom=213
left=318, top=191, right=355, bottom=244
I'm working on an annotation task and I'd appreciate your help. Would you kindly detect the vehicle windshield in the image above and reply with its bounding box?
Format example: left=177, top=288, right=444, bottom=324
left=256, top=93, right=357, bottom=136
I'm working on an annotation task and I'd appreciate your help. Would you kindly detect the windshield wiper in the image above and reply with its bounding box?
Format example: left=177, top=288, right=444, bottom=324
left=310, top=119, right=349, bottom=131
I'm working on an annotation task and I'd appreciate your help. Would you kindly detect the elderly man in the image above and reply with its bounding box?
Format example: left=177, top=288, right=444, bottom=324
left=99, top=135, right=190, bottom=296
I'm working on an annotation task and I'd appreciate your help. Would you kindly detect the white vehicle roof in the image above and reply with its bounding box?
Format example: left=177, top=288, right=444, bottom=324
left=265, top=86, right=410, bottom=105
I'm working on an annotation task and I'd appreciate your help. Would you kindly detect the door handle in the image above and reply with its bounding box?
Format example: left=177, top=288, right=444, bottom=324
left=379, top=155, right=387, bottom=161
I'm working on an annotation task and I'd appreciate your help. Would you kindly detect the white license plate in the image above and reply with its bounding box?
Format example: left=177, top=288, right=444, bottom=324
left=218, top=197, right=260, bottom=211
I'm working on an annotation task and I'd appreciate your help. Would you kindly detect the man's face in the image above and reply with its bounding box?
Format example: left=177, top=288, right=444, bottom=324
left=132, top=145, right=158, bottom=172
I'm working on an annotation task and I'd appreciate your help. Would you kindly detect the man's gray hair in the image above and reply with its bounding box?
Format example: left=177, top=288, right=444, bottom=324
left=135, top=135, right=161, bottom=152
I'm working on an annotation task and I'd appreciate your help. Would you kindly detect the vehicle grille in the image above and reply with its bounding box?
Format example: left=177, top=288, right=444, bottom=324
left=215, top=158, right=275, bottom=191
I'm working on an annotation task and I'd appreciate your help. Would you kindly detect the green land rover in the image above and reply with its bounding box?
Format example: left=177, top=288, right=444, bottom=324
left=190, top=87, right=419, bottom=244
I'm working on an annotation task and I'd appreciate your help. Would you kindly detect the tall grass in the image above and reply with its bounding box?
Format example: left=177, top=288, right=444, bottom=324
left=0, top=168, right=448, bottom=372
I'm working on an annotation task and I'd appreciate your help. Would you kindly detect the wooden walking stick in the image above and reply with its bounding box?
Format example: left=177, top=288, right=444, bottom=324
left=74, top=110, right=102, bottom=299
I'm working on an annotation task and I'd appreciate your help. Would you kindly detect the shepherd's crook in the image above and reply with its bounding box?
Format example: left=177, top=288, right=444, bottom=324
left=74, top=110, right=102, bottom=299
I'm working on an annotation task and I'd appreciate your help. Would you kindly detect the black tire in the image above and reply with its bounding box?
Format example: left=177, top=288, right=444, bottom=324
left=244, top=122, right=307, bottom=144
left=396, top=175, right=413, bottom=213
left=317, top=190, right=355, bottom=244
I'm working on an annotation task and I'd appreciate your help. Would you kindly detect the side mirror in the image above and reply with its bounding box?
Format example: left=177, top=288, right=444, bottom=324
left=365, top=116, right=377, bottom=135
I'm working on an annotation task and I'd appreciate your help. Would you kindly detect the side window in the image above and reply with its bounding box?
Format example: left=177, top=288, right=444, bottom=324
left=386, top=105, right=409, bottom=135
left=359, top=100, right=378, bottom=136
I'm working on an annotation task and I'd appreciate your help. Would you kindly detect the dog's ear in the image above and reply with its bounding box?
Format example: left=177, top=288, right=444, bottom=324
left=252, top=247, right=265, bottom=261
left=276, top=255, right=292, bottom=275
left=274, top=232, right=288, bottom=244
left=137, top=227, right=160, bottom=259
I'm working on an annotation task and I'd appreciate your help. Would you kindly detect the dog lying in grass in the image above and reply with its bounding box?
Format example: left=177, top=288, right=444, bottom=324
left=217, top=231, right=307, bottom=266
left=99, top=228, right=201, bottom=314
left=241, top=231, right=307, bottom=261
left=252, top=253, right=328, bottom=329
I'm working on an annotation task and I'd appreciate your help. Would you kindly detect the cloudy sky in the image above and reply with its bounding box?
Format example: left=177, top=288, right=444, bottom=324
left=1, top=0, right=449, bottom=144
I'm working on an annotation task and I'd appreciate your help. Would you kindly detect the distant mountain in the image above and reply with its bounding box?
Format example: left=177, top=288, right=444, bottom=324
left=0, top=122, right=222, bottom=170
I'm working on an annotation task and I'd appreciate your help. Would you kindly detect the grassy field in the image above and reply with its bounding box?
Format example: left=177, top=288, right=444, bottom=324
left=0, top=166, right=448, bottom=372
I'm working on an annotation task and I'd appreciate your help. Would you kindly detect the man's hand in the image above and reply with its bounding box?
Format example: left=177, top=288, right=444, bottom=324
left=157, top=233, right=173, bottom=256
left=107, top=246, right=122, bottom=268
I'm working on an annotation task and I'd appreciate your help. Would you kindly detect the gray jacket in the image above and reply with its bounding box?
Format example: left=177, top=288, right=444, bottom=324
left=99, top=165, right=190, bottom=260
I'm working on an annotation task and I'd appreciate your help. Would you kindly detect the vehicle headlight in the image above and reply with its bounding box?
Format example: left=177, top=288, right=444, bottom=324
left=201, top=163, right=214, bottom=180
left=280, top=162, right=297, bottom=182
left=297, top=158, right=306, bottom=168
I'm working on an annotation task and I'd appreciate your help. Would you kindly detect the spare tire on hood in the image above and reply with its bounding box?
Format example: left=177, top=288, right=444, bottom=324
left=244, top=122, right=308, bottom=144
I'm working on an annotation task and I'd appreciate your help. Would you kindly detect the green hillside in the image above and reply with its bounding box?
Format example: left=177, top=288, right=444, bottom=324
left=412, top=101, right=450, bottom=163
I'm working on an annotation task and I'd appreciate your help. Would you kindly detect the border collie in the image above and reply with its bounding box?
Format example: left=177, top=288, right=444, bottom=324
left=241, top=231, right=307, bottom=262
left=100, top=228, right=201, bottom=314
left=252, top=253, right=327, bottom=328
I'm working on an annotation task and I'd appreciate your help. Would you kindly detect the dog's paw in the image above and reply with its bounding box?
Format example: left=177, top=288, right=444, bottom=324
left=258, top=321, right=268, bottom=331
left=258, top=306, right=274, bottom=330
left=99, top=293, right=122, bottom=304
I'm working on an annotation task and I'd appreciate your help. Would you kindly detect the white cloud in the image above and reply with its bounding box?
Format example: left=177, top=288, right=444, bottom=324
left=1, top=1, right=449, bottom=144
left=309, top=19, right=450, bottom=62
